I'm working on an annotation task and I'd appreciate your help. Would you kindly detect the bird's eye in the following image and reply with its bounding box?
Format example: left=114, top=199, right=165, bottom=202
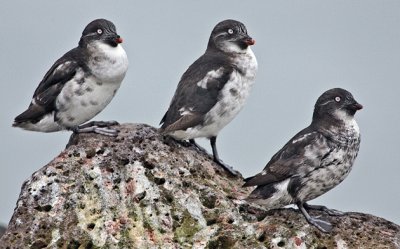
left=228, top=29, right=234, bottom=34
left=335, top=96, right=341, bottom=102
left=97, top=29, right=103, bottom=35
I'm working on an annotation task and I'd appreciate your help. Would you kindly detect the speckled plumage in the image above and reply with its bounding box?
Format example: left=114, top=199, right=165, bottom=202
left=160, top=19, right=257, bottom=175
left=13, top=19, right=128, bottom=135
left=244, top=88, right=362, bottom=233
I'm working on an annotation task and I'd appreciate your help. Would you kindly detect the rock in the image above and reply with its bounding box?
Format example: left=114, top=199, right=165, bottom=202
left=0, top=225, right=6, bottom=239
left=1, top=123, right=399, bottom=248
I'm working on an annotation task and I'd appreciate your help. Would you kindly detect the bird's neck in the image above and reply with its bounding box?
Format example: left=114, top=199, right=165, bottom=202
left=312, top=112, right=360, bottom=140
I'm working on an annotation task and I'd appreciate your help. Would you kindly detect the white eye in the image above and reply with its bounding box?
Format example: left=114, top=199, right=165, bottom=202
left=228, top=29, right=234, bottom=34
left=97, top=29, right=103, bottom=34
left=335, top=96, right=341, bottom=102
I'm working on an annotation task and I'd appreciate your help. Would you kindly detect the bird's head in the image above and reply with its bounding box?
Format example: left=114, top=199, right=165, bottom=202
left=79, top=19, right=123, bottom=48
left=207, top=19, right=255, bottom=54
left=312, top=88, right=363, bottom=124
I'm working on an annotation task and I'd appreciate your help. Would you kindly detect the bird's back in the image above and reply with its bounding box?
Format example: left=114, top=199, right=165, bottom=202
left=13, top=47, right=83, bottom=128
left=160, top=51, right=232, bottom=129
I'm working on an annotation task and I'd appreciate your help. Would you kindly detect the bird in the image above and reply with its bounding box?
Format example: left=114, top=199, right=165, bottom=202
left=243, top=88, right=362, bottom=233
left=159, top=19, right=257, bottom=176
left=13, top=18, right=128, bottom=136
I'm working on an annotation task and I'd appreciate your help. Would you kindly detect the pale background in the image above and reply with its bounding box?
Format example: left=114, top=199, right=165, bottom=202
left=0, top=1, right=399, bottom=226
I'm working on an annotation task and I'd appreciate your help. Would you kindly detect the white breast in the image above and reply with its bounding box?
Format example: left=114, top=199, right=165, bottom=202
left=87, top=41, right=129, bottom=83
left=297, top=120, right=361, bottom=202
left=56, top=43, right=128, bottom=128
left=298, top=148, right=355, bottom=202
left=334, top=109, right=360, bottom=136
left=180, top=47, right=258, bottom=139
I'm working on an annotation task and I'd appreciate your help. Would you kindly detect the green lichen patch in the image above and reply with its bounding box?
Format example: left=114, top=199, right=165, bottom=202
left=174, top=210, right=201, bottom=244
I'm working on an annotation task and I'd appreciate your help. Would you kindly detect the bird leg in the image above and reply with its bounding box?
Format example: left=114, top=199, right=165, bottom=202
left=297, top=202, right=333, bottom=233
left=189, top=139, right=209, bottom=154
left=210, top=136, right=240, bottom=176
left=304, top=203, right=345, bottom=216
left=78, top=120, right=119, bottom=128
left=73, top=120, right=119, bottom=137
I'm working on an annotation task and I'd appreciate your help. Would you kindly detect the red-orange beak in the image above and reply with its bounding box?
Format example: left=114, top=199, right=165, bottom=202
left=245, top=38, right=256, bottom=46
left=116, top=37, right=123, bottom=44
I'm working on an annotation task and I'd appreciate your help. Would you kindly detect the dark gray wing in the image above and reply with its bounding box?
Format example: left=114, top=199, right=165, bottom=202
left=160, top=51, right=233, bottom=132
left=243, top=126, right=332, bottom=187
left=14, top=48, right=82, bottom=124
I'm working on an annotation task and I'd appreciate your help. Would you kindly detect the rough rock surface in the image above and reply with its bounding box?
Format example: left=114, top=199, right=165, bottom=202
left=0, top=225, right=5, bottom=239
left=1, top=123, right=399, bottom=249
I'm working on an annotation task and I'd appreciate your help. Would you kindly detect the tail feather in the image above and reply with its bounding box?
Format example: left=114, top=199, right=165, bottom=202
left=242, top=175, right=256, bottom=187
left=12, top=111, right=61, bottom=132
left=14, top=104, right=47, bottom=124
left=245, top=179, right=293, bottom=210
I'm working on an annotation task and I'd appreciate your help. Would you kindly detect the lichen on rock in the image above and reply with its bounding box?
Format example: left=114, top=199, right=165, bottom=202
left=1, top=123, right=399, bottom=248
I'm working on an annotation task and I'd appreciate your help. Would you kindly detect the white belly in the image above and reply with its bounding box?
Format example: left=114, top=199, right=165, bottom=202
left=56, top=42, right=128, bottom=128
left=298, top=140, right=360, bottom=202
left=55, top=72, right=121, bottom=128
left=201, top=72, right=254, bottom=137
left=170, top=48, right=257, bottom=140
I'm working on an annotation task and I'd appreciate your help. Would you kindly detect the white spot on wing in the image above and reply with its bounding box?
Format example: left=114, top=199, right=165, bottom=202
left=168, top=47, right=257, bottom=140
left=53, top=61, right=72, bottom=76
left=292, top=132, right=315, bottom=144
left=179, top=107, right=194, bottom=116
left=196, top=67, right=224, bottom=89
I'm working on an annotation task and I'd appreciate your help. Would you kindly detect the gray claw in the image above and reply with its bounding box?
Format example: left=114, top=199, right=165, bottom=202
left=325, top=209, right=344, bottom=216
left=214, top=158, right=240, bottom=176
left=74, top=125, right=119, bottom=137
left=309, top=217, right=333, bottom=233
left=93, top=127, right=119, bottom=137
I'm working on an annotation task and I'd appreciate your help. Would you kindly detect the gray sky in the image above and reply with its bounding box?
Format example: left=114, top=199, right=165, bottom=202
left=1, top=1, right=399, bottom=226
